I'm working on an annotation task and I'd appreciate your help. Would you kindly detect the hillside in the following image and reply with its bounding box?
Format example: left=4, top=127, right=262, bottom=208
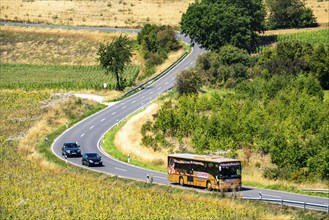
left=1, top=0, right=328, bottom=28
left=1, top=0, right=328, bottom=218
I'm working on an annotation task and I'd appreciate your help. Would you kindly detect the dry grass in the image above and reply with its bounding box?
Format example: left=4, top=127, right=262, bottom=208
left=155, top=48, right=185, bottom=74
left=305, top=0, right=329, bottom=25
left=0, top=0, right=192, bottom=28
left=114, top=103, right=167, bottom=165
left=0, top=26, right=137, bottom=65
left=18, top=93, right=100, bottom=166
left=0, top=0, right=327, bottom=28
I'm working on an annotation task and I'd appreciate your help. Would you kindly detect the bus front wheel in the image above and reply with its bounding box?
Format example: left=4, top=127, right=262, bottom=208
left=206, top=181, right=213, bottom=191
left=179, top=177, right=184, bottom=186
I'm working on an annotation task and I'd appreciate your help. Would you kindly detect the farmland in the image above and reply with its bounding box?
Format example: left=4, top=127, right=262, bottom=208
left=0, top=64, right=139, bottom=91
left=277, top=29, right=329, bottom=46
left=0, top=0, right=328, bottom=28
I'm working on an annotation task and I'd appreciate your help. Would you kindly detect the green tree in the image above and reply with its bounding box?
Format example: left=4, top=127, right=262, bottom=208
left=176, top=69, right=202, bottom=95
left=137, top=24, right=180, bottom=66
left=195, top=46, right=251, bottom=87
left=98, top=35, right=132, bottom=90
left=180, top=0, right=265, bottom=52
left=309, top=44, right=329, bottom=90
left=266, top=0, right=317, bottom=29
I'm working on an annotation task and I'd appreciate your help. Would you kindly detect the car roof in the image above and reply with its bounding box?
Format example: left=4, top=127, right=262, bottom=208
left=84, top=152, right=99, bottom=156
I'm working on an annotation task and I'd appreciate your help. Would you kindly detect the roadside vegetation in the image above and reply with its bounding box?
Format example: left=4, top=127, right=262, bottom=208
left=137, top=24, right=181, bottom=79
left=1, top=90, right=326, bottom=219
left=136, top=29, right=329, bottom=190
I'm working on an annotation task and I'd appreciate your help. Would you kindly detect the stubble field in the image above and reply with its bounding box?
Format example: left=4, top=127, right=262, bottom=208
left=1, top=0, right=328, bottom=28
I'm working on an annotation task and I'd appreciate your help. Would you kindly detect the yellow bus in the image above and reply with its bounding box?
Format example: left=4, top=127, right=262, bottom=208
left=168, top=153, right=242, bottom=191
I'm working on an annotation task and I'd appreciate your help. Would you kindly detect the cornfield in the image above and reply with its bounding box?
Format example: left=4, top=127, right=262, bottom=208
left=277, top=29, right=329, bottom=46
left=0, top=64, right=139, bottom=91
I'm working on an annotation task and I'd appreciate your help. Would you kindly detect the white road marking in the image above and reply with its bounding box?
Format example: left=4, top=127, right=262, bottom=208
left=190, top=62, right=193, bottom=65
left=115, top=167, right=127, bottom=172
left=154, top=176, right=167, bottom=180
left=112, top=112, right=116, bottom=115
left=149, top=91, right=153, bottom=94
left=165, top=82, right=168, bottom=85
left=122, top=106, right=126, bottom=109
left=132, top=100, right=136, bottom=104
left=157, top=87, right=162, bottom=90
left=184, top=67, right=188, bottom=70
left=80, top=133, right=85, bottom=137
left=172, top=77, right=175, bottom=80
left=101, top=118, right=106, bottom=122
left=141, top=96, right=145, bottom=99
left=89, top=125, right=94, bottom=130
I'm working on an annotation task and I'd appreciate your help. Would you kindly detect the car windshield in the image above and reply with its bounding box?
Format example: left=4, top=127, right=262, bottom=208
left=65, top=143, right=78, bottom=148
left=88, top=154, right=99, bottom=159
left=220, top=166, right=241, bottom=178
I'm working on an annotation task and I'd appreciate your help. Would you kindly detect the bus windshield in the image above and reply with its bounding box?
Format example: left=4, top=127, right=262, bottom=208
left=219, top=166, right=241, bottom=178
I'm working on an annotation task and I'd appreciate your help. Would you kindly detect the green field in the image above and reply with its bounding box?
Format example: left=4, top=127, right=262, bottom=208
left=277, top=29, right=329, bottom=46
left=0, top=64, right=139, bottom=90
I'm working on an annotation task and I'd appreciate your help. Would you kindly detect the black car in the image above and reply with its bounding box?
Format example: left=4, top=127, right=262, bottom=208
left=62, top=142, right=81, bottom=157
left=82, top=153, right=103, bottom=167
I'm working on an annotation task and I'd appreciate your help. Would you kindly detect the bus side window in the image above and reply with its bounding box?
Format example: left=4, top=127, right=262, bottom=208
left=195, top=164, right=204, bottom=172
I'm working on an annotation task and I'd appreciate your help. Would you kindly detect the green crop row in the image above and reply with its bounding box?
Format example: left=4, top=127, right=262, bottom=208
left=277, top=29, right=329, bottom=46
left=0, top=64, right=139, bottom=91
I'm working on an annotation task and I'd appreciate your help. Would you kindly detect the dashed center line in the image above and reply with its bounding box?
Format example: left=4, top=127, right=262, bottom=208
left=90, top=125, right=94, bottom=130
left=112, top=112, right=116, bottom=115
left=101, top=118, right=106, bottom=122
left=141, top=96, right=145, bottom=99
left=165, top=82, right=168, bottom=85
left=132, top=100, right=136, bottom=104
left=157, top=87, right=162, bottom=90
left=80, top=133, right=85, bottom=137
left=122, top=106, right=126, bottom=109
left=115, top=167, right=127, bottom=172
left=149, top=91, right=153, bottom=94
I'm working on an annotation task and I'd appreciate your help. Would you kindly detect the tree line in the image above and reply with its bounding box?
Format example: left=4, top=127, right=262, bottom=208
left=181, top=0, right=317, bottom=52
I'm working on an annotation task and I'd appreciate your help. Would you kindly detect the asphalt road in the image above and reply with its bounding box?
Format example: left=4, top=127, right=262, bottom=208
left=2, top=22, right=328, bottom=212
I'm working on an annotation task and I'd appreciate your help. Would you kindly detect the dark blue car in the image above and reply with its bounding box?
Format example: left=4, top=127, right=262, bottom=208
left=82, top=153, right=103, bottom=167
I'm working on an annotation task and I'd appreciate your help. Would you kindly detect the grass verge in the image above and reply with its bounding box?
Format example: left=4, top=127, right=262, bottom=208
left=102, top=109, right=167, bottom=173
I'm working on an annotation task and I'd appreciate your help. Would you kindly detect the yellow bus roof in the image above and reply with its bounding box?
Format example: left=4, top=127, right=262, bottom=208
left=168, top=153, right=240, bottom=163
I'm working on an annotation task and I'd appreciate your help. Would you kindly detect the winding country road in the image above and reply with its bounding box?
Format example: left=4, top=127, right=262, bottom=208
left=2, top=22, right=328, bottom=212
